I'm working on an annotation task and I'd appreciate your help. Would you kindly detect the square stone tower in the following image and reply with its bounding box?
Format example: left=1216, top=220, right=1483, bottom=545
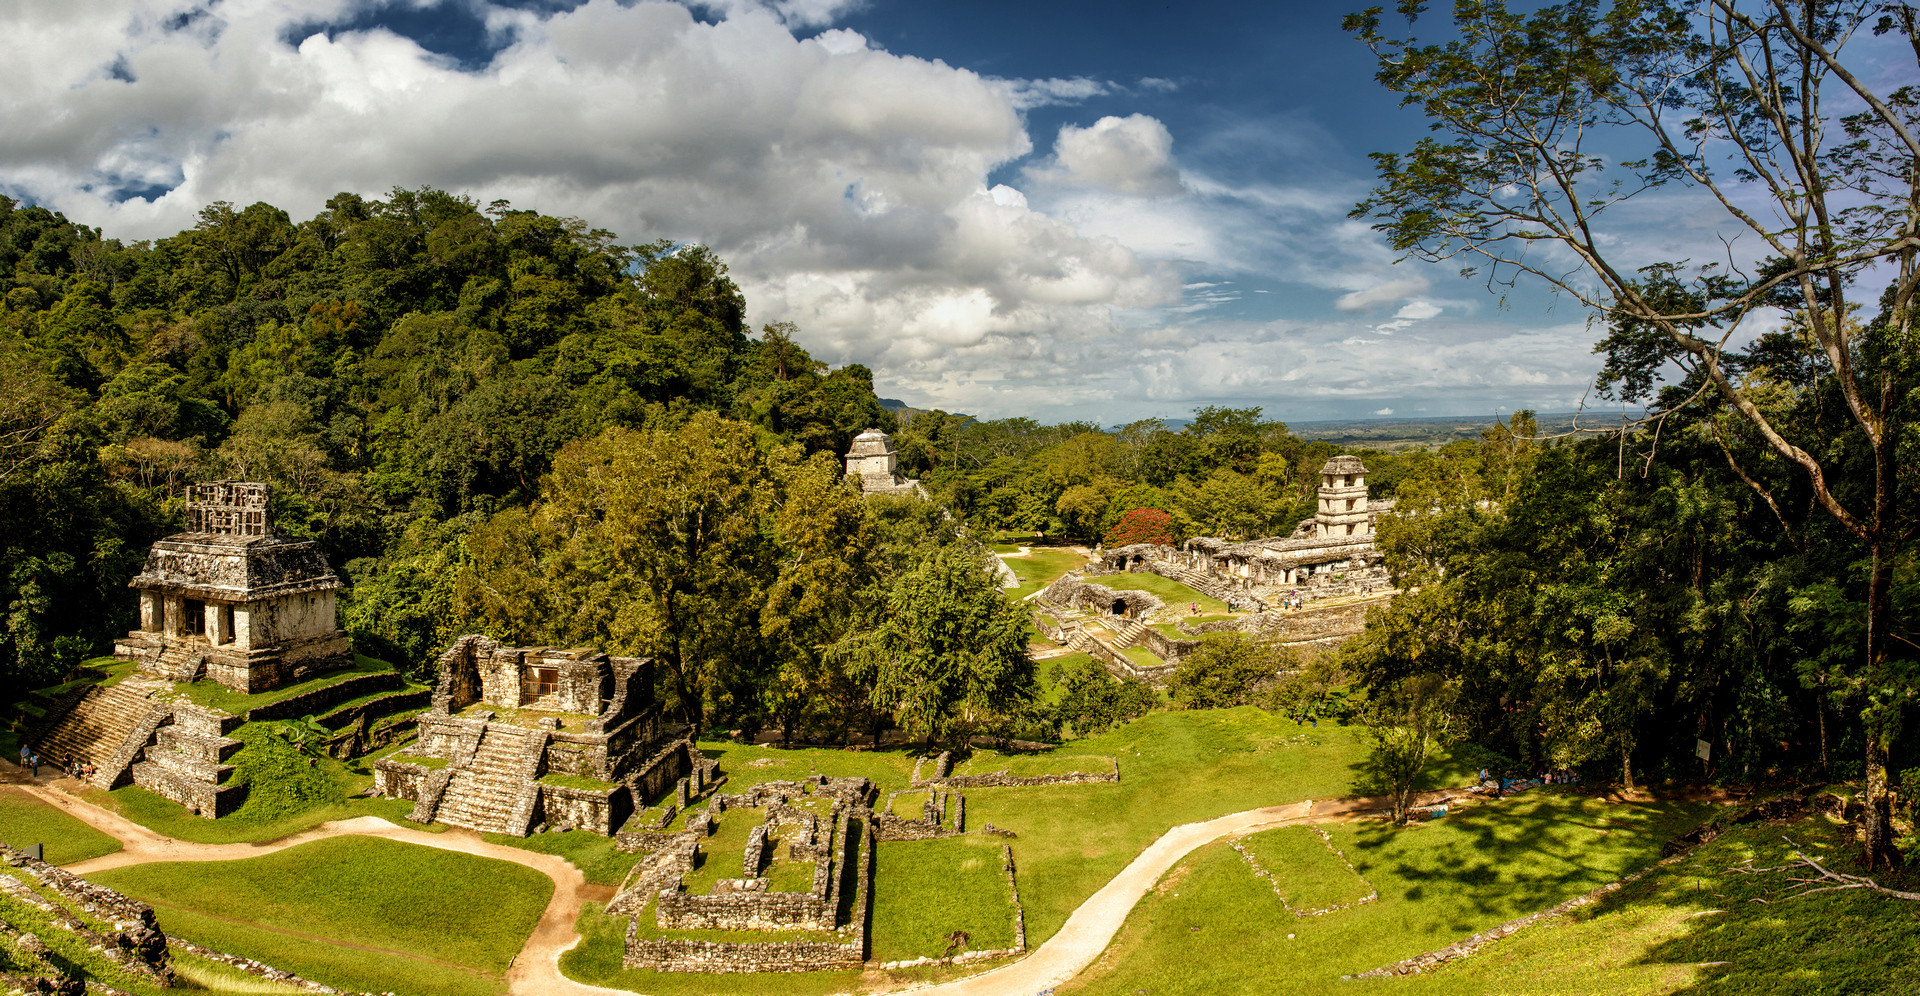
left=113, top=481, right=351, bottom=692
left=844, top=428, right=925, bottom=496
left=1314, top=455, right=1372, bottom=538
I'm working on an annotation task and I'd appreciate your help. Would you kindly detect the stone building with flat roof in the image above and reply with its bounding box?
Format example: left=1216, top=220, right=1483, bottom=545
left=112, top=481, right=351, bottom=692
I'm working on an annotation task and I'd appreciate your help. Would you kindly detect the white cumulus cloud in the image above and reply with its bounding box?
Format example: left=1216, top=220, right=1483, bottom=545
left=1029, top=113, right=1183, bottom=197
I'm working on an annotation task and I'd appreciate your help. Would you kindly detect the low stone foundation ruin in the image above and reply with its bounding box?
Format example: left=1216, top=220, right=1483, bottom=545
left=614, top=776, right=877, bottom=973
left=1, top=843, right=173, bottom=989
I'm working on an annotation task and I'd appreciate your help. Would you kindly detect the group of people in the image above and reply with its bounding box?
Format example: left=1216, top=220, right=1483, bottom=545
left=1477, top=767, right=1582, bottom=799
left=14, top=745, right=94, bottom=783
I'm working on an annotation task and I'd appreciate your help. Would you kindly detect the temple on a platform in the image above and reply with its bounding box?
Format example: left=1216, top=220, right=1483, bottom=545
left=372, top=636, right=698, bottom=837
left=113, top=481, right=351, bottom=693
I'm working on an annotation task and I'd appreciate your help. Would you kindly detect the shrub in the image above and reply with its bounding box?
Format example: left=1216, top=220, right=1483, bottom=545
left=1052, top=657, right=1156, bottom=737
left=1168, top=632, right=1292, bottom=710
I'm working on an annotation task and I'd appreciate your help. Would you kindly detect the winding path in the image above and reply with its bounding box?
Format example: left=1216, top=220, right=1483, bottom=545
left=6, top=767, right=1438, bottom=996
left=7, top=780, right=627, bottom=996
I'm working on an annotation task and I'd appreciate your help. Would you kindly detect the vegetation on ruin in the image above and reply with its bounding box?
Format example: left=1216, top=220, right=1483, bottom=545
left=565, top=899, right=865, bottom=996
left=0, top=786, right=121, bottom=863
left=93, top=721, right=439, bottom=845
left=1090, top=571, right=1229, bottom=613
left=93, top=837, right=550, bottom=996
left=170, top=654, right=399, bottom=715
left=871, top=836, right=1019, bottom=961
left=0, top=864, right=178, bottom=996
left=1234, top=825, right=1373, bottom=914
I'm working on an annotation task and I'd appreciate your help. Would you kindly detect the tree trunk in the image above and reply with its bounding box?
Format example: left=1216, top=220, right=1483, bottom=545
left=1622, top=745, right=1635, bottom=794
left=1861, top=408, right=1900, bottom=868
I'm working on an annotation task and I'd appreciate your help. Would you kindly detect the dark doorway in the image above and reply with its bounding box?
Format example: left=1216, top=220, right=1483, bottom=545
left=1112, top=599, right=1128, bottom=617
left=184, top=598, right=206, bottom=636
left=523, top=666, right=559, bottom=703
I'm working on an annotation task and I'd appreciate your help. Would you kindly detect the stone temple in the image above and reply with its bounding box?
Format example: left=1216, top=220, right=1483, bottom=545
left=844, top=428, right=926, bottom=497
left=373, top=635, right=699, bottom=836
left=112, top=481, right=351, bottom=692
left=29, top=481, right=357, bottom=816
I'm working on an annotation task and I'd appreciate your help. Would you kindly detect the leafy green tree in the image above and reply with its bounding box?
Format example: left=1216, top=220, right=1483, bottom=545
left=1168, top=632, right=1292, bottom=709
left=1053, top=657, right=1157, bottom=736
left=762, top=451, right=882, bottom=741
left=458, top=414, right=776, bottom=738
left=1363, top=675, right=1455, bottom=825
left=844, top=546, right=1037, bottom=745
left=1347, top=0, right=1920, bottom=863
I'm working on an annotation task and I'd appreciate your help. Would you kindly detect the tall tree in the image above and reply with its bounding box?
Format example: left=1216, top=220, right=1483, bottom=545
left=1348, top=0, right=1920, bottom=865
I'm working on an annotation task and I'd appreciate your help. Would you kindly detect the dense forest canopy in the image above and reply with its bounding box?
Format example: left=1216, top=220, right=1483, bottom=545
left=0, top=186, right=1381, bottom=741
left=0, top=188, right=894, bottom=684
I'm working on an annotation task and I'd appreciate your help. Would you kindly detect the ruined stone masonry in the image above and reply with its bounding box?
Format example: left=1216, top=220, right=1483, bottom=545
left=1039, top=455, right=1400, bottom=677
left=614, top=775, right=878, bottom=973
left=373, top=635, right=698, bottom=837
left=0, top=843, right=173, bottom=991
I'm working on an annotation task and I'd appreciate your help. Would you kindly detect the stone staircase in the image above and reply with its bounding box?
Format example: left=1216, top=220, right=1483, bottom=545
left=433, top=724, right=546, bottom=836
left=146, top=645, right=208, bottom=684
left=1108, top=618, right=1150, bottom=649
left=1148, top=562, right=1244, bottom=604
left=32, top=683, right=165, bottom=789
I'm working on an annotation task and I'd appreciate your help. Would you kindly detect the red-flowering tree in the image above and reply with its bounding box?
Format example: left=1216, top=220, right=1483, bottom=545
left=1104, top=508, right=1174, bottom=548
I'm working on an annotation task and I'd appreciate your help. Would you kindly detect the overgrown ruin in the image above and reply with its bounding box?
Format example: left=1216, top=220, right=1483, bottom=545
left=28, top=481, right=362, bottom=817
left=373, top=635, right=699, bottom=836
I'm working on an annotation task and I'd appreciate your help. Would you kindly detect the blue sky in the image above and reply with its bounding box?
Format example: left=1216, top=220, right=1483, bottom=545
left=1, top=0, right=1652, bottom=423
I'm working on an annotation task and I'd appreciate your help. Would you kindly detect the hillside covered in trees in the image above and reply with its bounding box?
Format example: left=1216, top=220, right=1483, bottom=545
left=0, top=188, right=899, bottom=687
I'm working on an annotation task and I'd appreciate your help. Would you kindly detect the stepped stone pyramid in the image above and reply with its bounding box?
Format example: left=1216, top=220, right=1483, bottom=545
left=31, top=481, right=354, bottom=817
left=374, top=636, right=698, bottom=837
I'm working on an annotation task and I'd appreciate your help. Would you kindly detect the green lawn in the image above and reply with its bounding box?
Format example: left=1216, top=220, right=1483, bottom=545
left=1006, top=548, right=1090, bottom=586
left=93, top=837, right=551, bottom=996
left=1095, top=573, right=1230, bottom=613
left=1235, top=825, right=1372, bottom=913
left=682, top=807, right=763, bottom=894
left=963, top=707, right=1469, bottom=946
left=171, top=949, right=314, bottom=993
left=762, top=846, right=818, bottom=892
left=562, top=900, right=866, bottom=996
left=480, top=827, right=643, bottom=886
left=173, top=655, right=395, bottom=715
left=1121, top=644, right=1166, bottom=668
left=698, top=741, right=923, bottom=798
left=871, top=836, right=1018, bottom=961
left=1366, top=803, right=1920, bottom=996
left=0, top=786, right=122, bottom=864
left=952, top=749, right=1113, bottom=778
left=1061, top=792, right=1717, bottom=996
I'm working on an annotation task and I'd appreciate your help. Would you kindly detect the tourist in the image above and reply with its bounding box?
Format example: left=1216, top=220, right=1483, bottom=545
left=15, top=745, right=25, bottom=769
left=28, top=752, right=38, bottom=777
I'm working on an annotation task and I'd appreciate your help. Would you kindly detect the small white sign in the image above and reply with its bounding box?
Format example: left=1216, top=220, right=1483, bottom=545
left=1695, top=738, right=1712, bottom=761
